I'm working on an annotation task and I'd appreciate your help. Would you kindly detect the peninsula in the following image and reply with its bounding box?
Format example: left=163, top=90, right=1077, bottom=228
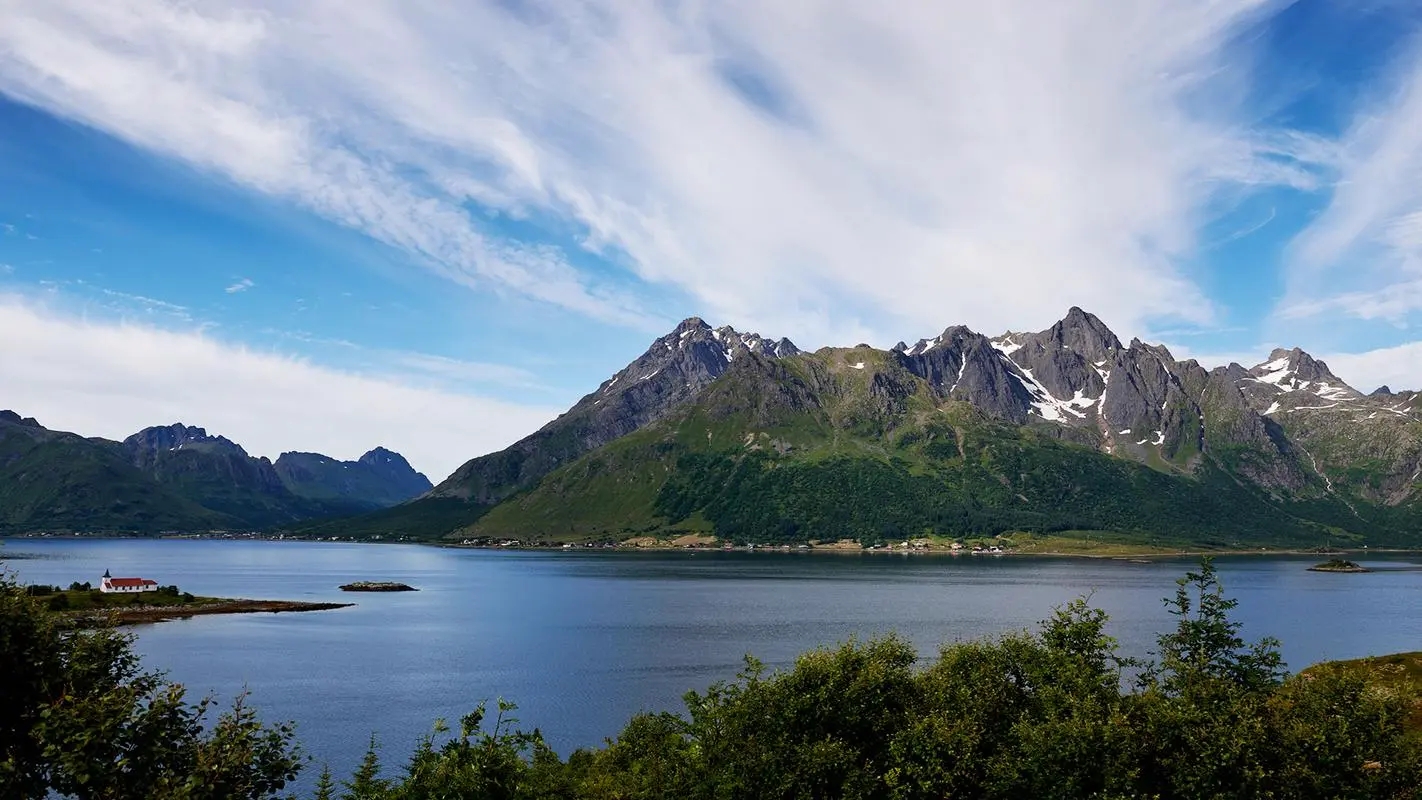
left=26, top=582, right=350, bottom=627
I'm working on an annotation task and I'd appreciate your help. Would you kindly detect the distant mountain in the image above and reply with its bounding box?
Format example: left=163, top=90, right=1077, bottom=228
left=274, top=447, right=431, bottom=511
left=336, top=308, right=1422, bottom=547
left=0, top=415, right=428, bottom=533
left=0, top=414, right=231, bottom=534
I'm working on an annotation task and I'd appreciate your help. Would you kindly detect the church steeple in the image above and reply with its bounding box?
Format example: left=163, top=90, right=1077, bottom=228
left=103, top=569, right=111, bottom=578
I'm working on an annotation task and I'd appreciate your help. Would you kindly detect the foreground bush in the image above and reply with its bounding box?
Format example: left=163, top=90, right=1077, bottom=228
left=338, top=561, right=1422, bottom=799
left=0, top=572, right=302, bottom=799
left=4, top=561, right=1420, bottom=798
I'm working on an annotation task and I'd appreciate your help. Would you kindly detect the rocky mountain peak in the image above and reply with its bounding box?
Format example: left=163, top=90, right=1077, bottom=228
left=357, top=447, right=423, bottom=480
left=1043, top=307, right=1123, bottom=361
left=275, top=447, right=432, bottom=507
left=123, top=423, right=242, bottom=454
left=0, top=410, right=42, bottom=428
left=1127, top=338, right=1176, bottom=363
left=359, top=446, right=398, bottom=464
left=1372, top=385, right=1394, bottom=396
left=903, top=325, right=977, bottom=357
left=673, top=316, right=711, bottom=334
left=601, top=319, right=801, bottom=400
left=434, top=316, right=803, bottom=504
left=1247, top=348, right=1356, bottom=398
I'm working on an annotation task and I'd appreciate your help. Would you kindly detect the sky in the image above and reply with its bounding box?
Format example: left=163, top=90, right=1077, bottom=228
left=4, top=0, right=1422, bottom=481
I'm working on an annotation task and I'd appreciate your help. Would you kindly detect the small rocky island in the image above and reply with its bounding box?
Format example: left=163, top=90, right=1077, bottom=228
left=340, top=581, right=417, bottom=592
left=1308, top=559, right=1370, bottom=573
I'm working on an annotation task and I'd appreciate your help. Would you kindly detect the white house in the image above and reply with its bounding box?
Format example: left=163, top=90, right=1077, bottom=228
left=99, top=569, right=158, bottom=594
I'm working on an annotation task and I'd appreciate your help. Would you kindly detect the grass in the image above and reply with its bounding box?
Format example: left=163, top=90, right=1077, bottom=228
left=1302, top=652, right=1422, bottom=734
left=993, top=532, right=1194, bottom=557
left=24, top=583, right=212, bottom=613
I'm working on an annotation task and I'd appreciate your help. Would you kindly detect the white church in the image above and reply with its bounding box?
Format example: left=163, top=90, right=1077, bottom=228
left=99, top=569, right=158, bottom=594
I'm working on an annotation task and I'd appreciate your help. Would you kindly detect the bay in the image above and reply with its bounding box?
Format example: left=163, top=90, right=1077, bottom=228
left=5, top=538, right=1422, bottom=789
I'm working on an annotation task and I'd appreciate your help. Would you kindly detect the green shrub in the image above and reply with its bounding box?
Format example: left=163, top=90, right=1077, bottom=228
left=324, top=559, right=1422, bottom=798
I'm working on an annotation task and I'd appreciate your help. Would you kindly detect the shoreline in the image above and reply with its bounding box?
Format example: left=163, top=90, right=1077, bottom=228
left=438, top=542, right=1422, bottom=561
left=6, top=533, right=1421, bottom=563
left=68, top=599, right=353, bottom=627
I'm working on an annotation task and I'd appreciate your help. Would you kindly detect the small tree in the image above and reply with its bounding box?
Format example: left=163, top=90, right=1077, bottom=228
left=1148, top=557, right=1284, bottom=696
left=341, top=737, right=389, bottom=800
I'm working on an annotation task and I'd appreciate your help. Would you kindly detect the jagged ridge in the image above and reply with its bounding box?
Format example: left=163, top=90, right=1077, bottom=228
left=0, top=415, right=429, bottom=532
left=356, top=307, right=1422, bottom=545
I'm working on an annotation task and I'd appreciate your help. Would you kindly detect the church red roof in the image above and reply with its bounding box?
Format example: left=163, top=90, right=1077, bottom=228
left=106, top=577, right=157, bottom=588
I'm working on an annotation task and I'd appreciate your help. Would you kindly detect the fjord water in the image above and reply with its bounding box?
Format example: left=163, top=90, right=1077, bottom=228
left=6, top=539, right=1422, bottom=784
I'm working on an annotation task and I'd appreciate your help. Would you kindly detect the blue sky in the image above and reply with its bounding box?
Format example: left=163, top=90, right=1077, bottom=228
left=4, top=0, right=1422, bottom=479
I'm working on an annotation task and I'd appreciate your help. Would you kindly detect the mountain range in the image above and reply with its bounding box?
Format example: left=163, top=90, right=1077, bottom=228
left=0, top=414, right=430, bottom=533
left=314, top=307, right=1422, bottom=548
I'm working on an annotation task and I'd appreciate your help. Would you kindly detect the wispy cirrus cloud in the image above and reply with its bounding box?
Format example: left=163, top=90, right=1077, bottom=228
left=224, top=277, right=254, bottom=293
left=0, top=0, right=656, bottom=331
left=0, top=0, right=1336, bottom=346
left=1284, top=33, right=1422, bottom=325
left=388, top=352, right=548, bottom=393
left=97, top=287, right=189, bottom=317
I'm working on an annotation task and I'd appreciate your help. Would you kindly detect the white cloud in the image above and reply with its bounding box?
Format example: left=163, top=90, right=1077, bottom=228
left=1319, top=342, right=1422, bottom=394
left=1160, top=339, right=1422, bottom=394
left=1285, top=35, right=1422, bottom=323
left=0, top=0, right=1325, bottom=346
left=0, top=0, right=654, bottom=331
left=0, top=295, right=559, bottom=481
left=224, top=277, right=254, bottom=293
left=1160, top=344, right=1266, bottom=372
left=387, top=352, right=547, bottom=392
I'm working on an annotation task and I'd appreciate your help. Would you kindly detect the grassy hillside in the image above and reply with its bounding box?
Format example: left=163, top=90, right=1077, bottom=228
left=0, top=426, right=233, bottom=534
left=286, top=496, right=488, bottom=540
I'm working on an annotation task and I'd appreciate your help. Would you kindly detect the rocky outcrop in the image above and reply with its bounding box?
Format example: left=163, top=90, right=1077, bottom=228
left=123, top=423, right=287, bottom=496
left=430, top=317, right=802, bottom=505
left=0, top=410, right=42, bottom=428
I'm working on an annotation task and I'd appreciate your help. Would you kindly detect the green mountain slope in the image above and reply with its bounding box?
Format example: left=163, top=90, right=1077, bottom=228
left=283, top=308, right=1422, bottom=546
left=0, top=413, right=436, bottom=534
left=0, top=413, right=233, bottom=533
left=463, top=350, right=1393, bottom=547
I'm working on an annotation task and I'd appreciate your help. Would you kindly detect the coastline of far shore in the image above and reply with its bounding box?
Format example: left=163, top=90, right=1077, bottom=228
left=6, top=530, right=1422, bottom=563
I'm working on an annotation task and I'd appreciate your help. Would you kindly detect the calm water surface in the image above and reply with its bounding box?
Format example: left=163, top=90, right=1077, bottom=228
left=5, top=538, right=1422, bottom=787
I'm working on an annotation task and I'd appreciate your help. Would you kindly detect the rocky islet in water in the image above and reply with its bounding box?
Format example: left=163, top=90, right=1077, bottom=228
left=1307, top=558, right=1370, bottom=573
left=339, top=581, right=417, bottom=592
